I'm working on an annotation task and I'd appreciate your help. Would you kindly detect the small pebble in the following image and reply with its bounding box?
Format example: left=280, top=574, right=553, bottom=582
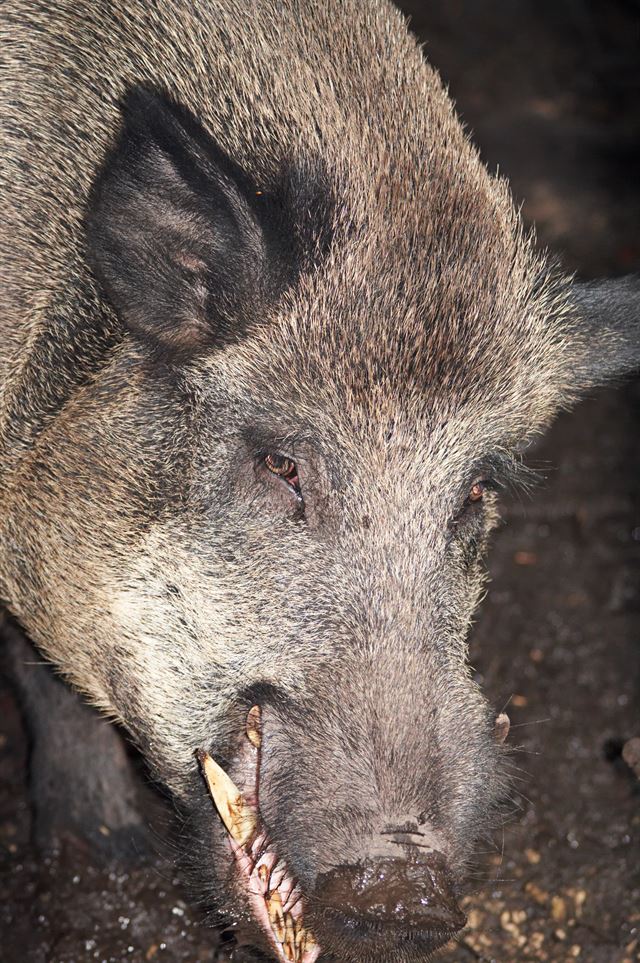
left=525, top=882, right=550, bottom=905
left=552, top=895, right=567, bottom=921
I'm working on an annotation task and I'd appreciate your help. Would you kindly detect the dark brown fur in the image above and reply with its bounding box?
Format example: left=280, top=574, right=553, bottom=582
left=1, top=2, right=638, bottom=960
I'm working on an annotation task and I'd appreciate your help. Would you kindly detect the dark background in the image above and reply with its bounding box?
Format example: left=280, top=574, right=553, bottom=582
left=1, top=2, right=639, bottom=961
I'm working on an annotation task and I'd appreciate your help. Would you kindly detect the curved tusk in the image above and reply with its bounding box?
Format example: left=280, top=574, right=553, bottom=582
left=197, top=749, right=257, bottom=847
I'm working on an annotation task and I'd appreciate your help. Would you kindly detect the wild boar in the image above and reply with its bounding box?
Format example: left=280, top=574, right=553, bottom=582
left=1, top=1, right=638, bottom=960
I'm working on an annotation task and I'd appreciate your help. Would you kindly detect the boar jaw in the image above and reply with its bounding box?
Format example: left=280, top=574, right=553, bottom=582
left=198, top=742, right=320, bottom=963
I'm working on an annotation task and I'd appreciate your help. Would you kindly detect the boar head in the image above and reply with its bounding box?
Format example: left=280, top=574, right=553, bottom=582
left=6, top=83, right=637, bottom=962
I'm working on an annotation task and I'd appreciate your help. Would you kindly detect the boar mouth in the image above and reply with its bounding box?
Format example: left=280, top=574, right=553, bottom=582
left=197, top=706, right=320, bottom=963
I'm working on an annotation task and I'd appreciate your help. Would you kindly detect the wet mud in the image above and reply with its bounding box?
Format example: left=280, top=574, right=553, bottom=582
left=1, top=2, right=638, bottom=961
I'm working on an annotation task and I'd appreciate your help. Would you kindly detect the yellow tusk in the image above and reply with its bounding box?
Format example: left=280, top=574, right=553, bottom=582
left=246, top=705, right=262, bottom=748
left=267, top=890, right=286, bottom=943
left=283, top=912, right=297, bottom=960
left=299, top=932, right=319, bottom=962
left=197, top=750, right=257, bottom=847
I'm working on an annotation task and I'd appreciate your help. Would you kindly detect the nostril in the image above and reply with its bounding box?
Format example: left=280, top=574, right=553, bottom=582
left=381, top=820, right=447, bottom=855
left=313, top=855, right=466, bottom=953
left=381, top=823, right=427, bottom=845
left=382, top=821, right=423, bottom=835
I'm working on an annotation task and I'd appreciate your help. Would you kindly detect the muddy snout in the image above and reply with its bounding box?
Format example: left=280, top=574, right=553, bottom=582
left=313, top=853, right=466, bottom=956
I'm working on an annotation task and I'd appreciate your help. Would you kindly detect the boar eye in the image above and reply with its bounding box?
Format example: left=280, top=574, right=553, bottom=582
left=264, top=453, right=302, bottom=497
left=467, top=480, right=487, bottom=504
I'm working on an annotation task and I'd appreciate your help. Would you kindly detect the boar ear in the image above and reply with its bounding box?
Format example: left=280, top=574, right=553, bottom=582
left=87, top=88, right=286, bottom=354
left=570, top=276, right=640, bottom=387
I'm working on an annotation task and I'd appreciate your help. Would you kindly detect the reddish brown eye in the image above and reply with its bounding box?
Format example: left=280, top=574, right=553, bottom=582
left=264, top=453, right=301, bottom=495
left=468, top=480, right=486, bottom=503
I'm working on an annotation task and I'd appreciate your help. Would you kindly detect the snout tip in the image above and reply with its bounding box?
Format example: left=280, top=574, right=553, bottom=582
left=313, top=854, right=466, bottom=957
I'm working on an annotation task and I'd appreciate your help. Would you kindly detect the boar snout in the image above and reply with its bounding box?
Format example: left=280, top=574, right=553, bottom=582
left=313, top=852, right=466, bottom=959
left=201, top=668, right=496, bottom=960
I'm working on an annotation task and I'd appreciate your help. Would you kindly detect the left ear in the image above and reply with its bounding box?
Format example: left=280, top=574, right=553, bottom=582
left=570, top=275, right=640, bottom=387
left=86, top=87, right=291, bottom=357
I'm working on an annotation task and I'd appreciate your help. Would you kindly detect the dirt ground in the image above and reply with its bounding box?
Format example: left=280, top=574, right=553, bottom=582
left=1, top=2, right=639, bottom=962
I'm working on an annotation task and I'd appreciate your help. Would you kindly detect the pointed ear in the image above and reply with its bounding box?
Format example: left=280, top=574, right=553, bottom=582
left=570, top=276, right=640, bottom=387
left=86, top=88, right=287, bottom=355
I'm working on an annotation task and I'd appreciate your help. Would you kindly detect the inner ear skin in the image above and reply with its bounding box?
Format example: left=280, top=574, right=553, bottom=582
left=86, top=87, right=298, bottom=359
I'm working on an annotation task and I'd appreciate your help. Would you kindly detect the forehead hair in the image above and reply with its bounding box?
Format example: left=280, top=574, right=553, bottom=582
left=234, top=210, right=568, bottom=448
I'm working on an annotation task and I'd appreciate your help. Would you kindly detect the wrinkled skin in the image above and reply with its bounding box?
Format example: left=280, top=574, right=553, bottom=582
left=1, top=1, right=639, bottom=961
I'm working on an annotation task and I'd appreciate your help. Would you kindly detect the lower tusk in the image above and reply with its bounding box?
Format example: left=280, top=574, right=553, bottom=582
left=299, top=933, right=320, bottom=963
left=283, top=912, right=296, bottom=960
left=246, top=704, right=262, bottom=748
left=197, top=746, right=321, bottom=963
left=197, top=749, right=257, bottom=847
left=267, top=890, right=286, bottom=942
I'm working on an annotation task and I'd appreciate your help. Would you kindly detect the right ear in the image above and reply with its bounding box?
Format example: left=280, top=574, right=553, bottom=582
left=568, top=276, right=640, bottom=386
left=86, top=88, right=287, bottom=355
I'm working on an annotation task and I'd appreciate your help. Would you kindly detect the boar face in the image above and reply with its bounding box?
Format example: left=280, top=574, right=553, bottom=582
left=80, top=331, right=509, bottom=959
left=83, top=90, right=640, bottom=960
left=3, top=76, right=638, bottom=963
